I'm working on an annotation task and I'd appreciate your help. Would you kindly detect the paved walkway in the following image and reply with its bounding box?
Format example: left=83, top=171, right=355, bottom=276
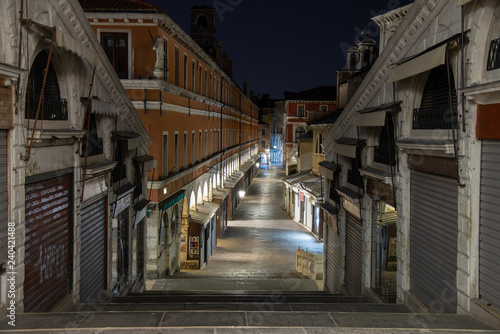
left=148, top=166, right=324, bottom=292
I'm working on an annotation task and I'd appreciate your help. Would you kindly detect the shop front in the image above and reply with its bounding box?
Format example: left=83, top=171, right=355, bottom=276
left=24, top=172, right=72, bottom=312
left=186, top=202, right=219, bottom=269
left=212, top=187, right=229, bottom=238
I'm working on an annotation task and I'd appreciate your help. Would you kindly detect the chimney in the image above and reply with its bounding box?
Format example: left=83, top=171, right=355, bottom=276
left=243, top=81, right=248, bottom=96
left=227, top=59, right=233, bottom=78
left=216, top=41, right=223, bottom=67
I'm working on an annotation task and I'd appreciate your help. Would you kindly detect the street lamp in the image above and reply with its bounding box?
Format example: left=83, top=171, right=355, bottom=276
left=239, top=190, right=246, bottom=198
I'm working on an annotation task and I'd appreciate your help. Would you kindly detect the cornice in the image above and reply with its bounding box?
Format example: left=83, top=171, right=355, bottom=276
left=84, top=11, right=258, bottom=112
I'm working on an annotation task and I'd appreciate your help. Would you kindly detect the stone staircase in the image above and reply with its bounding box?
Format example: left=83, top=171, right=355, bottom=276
left=1, top=290, right=497, bottom=332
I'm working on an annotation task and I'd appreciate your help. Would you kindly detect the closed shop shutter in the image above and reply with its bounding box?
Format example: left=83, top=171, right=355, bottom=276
left=24, top=174, right=72, bottom=312
left=325, top=224, right=341, bottom=294
left=410, top=171, right=458, bottom=313
left=80, top=197, right=106, bottom=303
left=0, top=130, right=7, bottom=264
left=345, top=213, right=363, bottom=296
left=479, top=140, right=500, bottom=309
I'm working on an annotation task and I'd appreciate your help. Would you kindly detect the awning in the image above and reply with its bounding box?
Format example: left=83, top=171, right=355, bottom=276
left=299, top=176, right=323, bottom=198
left=333, top=138, right=364, bottom=159
left=190, top=202, right=219, bottom=227
left=212, top=188, right=230, bottom=200
left=23, top=19, right=96, bottom=62
left=321, top=202, right=338, bottom=216
left=134, top=155, right=156, bottom=171
left=113, top=131, right=140, bottom=151
left=84, top=160, right=118, bottom=175
left=283, top=170, right=311, bottom=185
left=388, top=44, right=447, bottom=83
left=354, top=102, right=401, bottom=127
left=377, top=210, right=397, bottom=226
left=91, top=99, right=120, bottom=116
left=354, top=110, right=387, bottom=127
left=159, top=189, right=185, bottom=211
left=336, top=186, right=362, bottom=202
left=318, top=161, right=340, bottom=180
left=458, top=0, right=472, bottom=6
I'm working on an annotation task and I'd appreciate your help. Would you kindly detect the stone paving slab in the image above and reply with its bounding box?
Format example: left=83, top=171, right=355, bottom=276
left=160, top=311, right=247, bottom=327
left=77, top=312, right=164, bottom=328
left=331, top=313, right=495, bottom=330
left=246, top=311, right=336, bottom=327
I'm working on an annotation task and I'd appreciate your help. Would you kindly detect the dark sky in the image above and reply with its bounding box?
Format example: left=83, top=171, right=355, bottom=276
left=148, top=0, right=414, bottom=99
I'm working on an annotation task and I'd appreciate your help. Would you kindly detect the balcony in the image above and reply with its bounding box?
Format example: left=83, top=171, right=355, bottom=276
left=26, top=94, right=68, bottom=121
left=412, top=105, right=458, bottom=130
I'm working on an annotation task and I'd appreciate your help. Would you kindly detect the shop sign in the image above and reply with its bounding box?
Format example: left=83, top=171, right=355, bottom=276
left=299, top=192, right=305, bottom=201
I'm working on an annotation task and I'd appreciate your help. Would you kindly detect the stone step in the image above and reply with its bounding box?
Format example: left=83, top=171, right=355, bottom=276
left=1, top=310, right=495, bottom=332
left=67, top=302, right=411, bottom=313
left=113, top=292, right=368, bottom=304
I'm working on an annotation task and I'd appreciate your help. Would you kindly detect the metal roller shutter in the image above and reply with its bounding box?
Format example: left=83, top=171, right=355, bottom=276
left=80, top=197, right=106, bottom=303
left=0, top=130, right=7, bottom=265
left=479, top=140, right=500, bottom=309
left=410, top=171, right=458, bottom=313
left=325, top=224, right=342, bottom=294
left=24, top=174, right=72, bottom=312
left=345, top=213, right=363, bottom=296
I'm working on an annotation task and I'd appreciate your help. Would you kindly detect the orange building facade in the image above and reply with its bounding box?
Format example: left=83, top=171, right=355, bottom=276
left=283, top=87, right=337, bottom=174
left=80, top=1, right=259, bottom=276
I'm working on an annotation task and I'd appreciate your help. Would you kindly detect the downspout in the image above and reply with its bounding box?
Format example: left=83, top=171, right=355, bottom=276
left=446, top=48, right=461, bottom=185
left=461, top=4, right=466, bottom=132
left=16, top=0, right=24, bottom=115
left=81, top=66, right=97, bottom=201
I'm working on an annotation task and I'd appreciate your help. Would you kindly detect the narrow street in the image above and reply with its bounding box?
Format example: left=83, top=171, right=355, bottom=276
left=148, top=165, right=324, bottom=292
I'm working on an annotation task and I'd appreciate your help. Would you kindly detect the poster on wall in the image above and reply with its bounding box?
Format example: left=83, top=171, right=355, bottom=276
left=189, top=236, right=199, bottom=257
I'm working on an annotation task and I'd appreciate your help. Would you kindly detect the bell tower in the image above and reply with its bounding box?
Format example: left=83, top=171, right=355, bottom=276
left=190, top=6, right=217, bottom=60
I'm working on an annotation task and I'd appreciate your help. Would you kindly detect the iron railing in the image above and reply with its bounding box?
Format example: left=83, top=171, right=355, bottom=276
left=412, top=105, right=458, bottom=130
left=26, top=94, right=68, bottom=121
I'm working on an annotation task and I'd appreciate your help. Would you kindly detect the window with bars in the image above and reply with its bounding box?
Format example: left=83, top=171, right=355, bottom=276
left=25, top=51, right=68, bottom=120
left=413, top=64, right=458, bottom=129
left=487, top=38, right=500, bottom=71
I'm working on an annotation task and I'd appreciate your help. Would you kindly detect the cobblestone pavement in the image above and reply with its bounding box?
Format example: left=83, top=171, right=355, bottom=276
left=148, top=165, right=324, bottom=291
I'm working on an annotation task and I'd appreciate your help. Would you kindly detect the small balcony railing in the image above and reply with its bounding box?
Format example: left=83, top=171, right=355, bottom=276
left=412, top=105, right=458, bottom=130
left=26, top=94, right=68, bottom=121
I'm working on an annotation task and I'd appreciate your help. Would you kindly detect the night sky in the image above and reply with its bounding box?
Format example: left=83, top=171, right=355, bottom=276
left=148, top=0, right=414, bottom=99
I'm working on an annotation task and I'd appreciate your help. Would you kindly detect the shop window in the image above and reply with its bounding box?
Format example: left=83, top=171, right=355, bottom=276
left=413, top=64, right=458, bottom=129
left=101, top=32, right=128, bottom=79
left=25, top=51, right=68, bottom=120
